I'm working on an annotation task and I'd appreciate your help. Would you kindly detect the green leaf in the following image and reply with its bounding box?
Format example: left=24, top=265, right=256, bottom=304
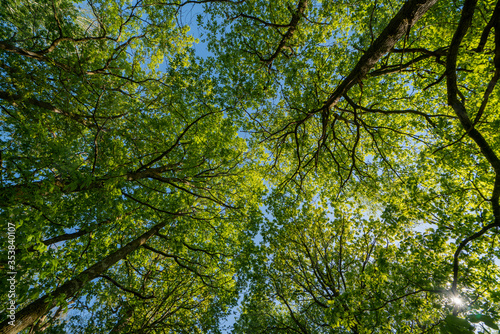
left=441, top=315, right=474, bottom=334
left=467, top=314, right=499, bottom=330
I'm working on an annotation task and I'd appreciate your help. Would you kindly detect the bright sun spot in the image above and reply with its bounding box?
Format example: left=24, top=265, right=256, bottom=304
left=451, top=296, right=464, bottom=306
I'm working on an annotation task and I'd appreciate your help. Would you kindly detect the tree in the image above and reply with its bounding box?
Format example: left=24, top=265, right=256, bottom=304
left=1, top=0, right=500, bottom=333
left=1, top=220, right=166, bottom=334
left=234, top=202, right=450, bottom=333
left=202, top=0, right=500, bottom=331
left=0, top=0, right=264, bottom=333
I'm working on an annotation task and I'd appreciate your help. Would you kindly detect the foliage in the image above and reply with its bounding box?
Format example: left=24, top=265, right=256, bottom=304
left=0, top=0, right=499, bottom=333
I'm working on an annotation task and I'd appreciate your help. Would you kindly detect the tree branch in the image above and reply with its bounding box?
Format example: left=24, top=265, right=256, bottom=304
left=321, top=0, right=438, bottom=112
left=99, top=274, right=154, bottom=299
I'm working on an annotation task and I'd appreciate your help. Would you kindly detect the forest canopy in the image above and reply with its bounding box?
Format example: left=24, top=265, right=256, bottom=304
left=0, top=0, right=499, bottom=333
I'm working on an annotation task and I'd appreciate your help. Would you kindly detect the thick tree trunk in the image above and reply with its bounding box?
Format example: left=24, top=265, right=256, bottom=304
left=321, top=0, right=439, bottom=111
left=0, top=221, right=167, bottom=334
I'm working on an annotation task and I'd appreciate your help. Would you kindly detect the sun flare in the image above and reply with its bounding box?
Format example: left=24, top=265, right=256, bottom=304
left=451, top=296, right=464, bottom=306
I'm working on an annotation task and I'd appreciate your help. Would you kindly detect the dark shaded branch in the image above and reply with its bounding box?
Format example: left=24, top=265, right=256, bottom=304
left=127, top=164, right=181, bottom=181
left=142, top=244, right=218, bottom=289
left=99, top=274, right=154, bottom=299
left=148, top=175, right=237, bottom=209
left=474, top=0, right=500, bottom=52
left=261, top=0, right=308, bottom=64
left=231, top=13, right=293, bottom=28
left=473, top=71, right=500, bottom=125
left=390, top=47, right=448, bottom=57
left=33, top=230, right=89, bottom=250
left=136, top=111, right=217, bottom=172
left=368, top=289, right=446, bottom=312
left=452, top=219, right=500, bottom=293
left=343, top=94, right=448, bottom=127
left=122, top=192, right=188, bottom=216
left=368, top=54, right=432, bottom=77
left=142, top=244, right=206, bottom=270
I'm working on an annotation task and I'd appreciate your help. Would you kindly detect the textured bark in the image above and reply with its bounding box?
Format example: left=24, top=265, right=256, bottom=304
left=262, top=0, right=308, bottom=63
left=0, top=221, right=166, bottom=334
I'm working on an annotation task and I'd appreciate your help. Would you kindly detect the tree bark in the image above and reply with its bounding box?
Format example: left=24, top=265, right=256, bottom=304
left=0, top=221, right=167, bottom=334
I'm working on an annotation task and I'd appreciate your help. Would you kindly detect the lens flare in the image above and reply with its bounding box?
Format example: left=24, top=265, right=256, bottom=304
left=451, top=296, right=463, bottom=306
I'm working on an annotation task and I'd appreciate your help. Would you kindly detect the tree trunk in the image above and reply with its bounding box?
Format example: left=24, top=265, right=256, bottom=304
left=322, top=0, right=439, bottom=111
left=0, top=221, right=167, bottom=334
